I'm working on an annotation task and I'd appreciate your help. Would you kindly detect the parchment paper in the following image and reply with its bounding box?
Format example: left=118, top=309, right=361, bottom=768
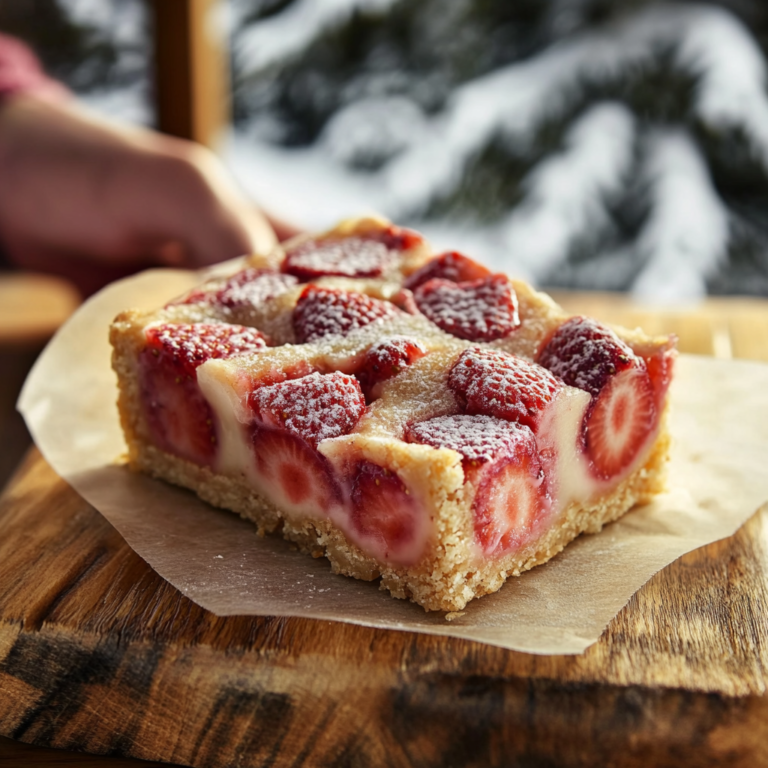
left=17, top=266, right=768, bottom=654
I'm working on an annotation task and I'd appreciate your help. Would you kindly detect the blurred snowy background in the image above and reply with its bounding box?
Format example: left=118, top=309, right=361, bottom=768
left=5, top=0, right=768, bottom=300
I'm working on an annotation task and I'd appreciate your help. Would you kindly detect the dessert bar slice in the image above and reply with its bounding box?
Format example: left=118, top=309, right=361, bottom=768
left=110, top=217, right=676, bottom=612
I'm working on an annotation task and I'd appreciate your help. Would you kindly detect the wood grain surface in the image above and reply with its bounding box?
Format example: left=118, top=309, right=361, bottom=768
left=2, top=293, right=768, bottom=767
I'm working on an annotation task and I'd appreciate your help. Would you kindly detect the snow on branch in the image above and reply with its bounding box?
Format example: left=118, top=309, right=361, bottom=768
left=235, top=0, right=399, bottom=73
left=498, top=103, right=635, bottom=282
left=631, top=129, right=729, bottom=302
left=384, top=3, right=768, bottom=217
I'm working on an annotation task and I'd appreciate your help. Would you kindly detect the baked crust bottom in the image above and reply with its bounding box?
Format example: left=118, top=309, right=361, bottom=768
left=122, top=424, right=670, bottom=613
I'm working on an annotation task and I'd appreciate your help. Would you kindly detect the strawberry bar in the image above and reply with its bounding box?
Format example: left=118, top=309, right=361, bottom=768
left=110, top=217, right=676, bottom=612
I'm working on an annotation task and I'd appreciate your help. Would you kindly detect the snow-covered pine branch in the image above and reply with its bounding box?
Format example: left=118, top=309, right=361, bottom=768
left=631, top=129, right=729, bottom=302
left=498, top=103, right=636, bottom=282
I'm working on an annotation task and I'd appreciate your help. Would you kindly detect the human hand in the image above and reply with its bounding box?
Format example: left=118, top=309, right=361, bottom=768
left=0, top=95, right=285, bottom=292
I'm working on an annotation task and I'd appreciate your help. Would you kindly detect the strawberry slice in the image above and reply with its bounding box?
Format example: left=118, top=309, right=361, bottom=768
left=349, top=461, right=423, bottom=564
left=537, top=316, right=641, bottom=397
left=405, top=414, right=546, bottom=556
left=283, top=225, right=422, bottom=281
left=640, top=341, right=677, bottom=406
left=374, top=224, right=424, bottom=251
left=447, top=347, right=561, bottom=430
left=139, top=363, right=219, bottom=466
left=293, top=285, right=401, bottom=343
left=404, top=250, right=491, bottom=291
left=356, top=336, right=427, bottom=401
left=389, top=288, right=420, bottom=315
left=585, top=367, right=656, bottom=479
left=413, top=274, right=520, bottom=342
left=284, top=237, right=395, bottom=280
left=248, top=371, right=366, bottom=449
left=139, top=323, right=268, bottom=465
left=473, top=447, right=546, bottom=556
left=170, top=269, right=297, bottom=309
left=144, top=323, right=268, bottom=375
left=215, top=268, right=298, bottom=308
left=250, top=425, right=341, bottom=513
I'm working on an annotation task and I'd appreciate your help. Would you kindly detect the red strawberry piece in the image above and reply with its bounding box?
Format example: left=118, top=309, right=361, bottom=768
left=349, top=461, right=422, bottom=564
left=170, top=269, right=297, bottom=309
left=139, top=323, right=267, bottom=465
left=216, top=268, right=298, bottom=308
left=390, top=288, right=420, bottom=315
left=585, top=367, right=657, bottom=480
left=374, top=224, right=424, bottom=251
left=405, top=413, right=529, bottom=467
left=404, top=251, right=492, bottom=291
left=293, top=285, right=401, bottom=343
left=248, top=371, right=366, bottom=449
left=413, top=274, right=520, bottom=342
left=250, top=425, right=341, bottom=512
left=167, top=285, right=213, bottom=307
left=144, top=323, right=268, bottom=375
left=537, top=316, right=644, bottom=397
left=405, top=414, right=545, bottom=556
left=357, top=336, right=427, bottom=400
left=642, top=342, right=677, bottom=404
left=447, top=347, right=561, bottom=430
left=473, top=435, right=546, bottom=556
left=139, top=362, right=218, bottom=466
left=283, top=237, right=395, bottom=280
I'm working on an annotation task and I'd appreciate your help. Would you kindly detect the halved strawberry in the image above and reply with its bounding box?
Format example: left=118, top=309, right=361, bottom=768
left=166, top=284, right=215, bottom=307
left=405, top=414, right=546, bottom=556
left=447, top=347, right=562, bottom=430
left=215, top=268, right=298, bottom=308
left=144, top=323, right=268, bottom=376
left=283, top=237, right=395, bottom=280
left=585, top=367, right=656, bottom=480
left=404, top=250, right=491, bottom=291
left=139, top=362, right=219, bottom=466
left=356, top=336, right=427, bottom=401
left=640, top=341, right=677, bottom=406
left=413, top=274, right=520, bottom=342
left=139, top=323, right=268, bottom=465
left=349, top=461, right=422, bottom=564
left=293, top=285, right=401, bottom=343
left=390, top=288, right=420, bottom=315
left=250, top=425, right=341, bottom=513
left=374, top=224, right=424, bottom=252
left=473, top=448, right=546, bottom=556
left=537, top=316, right=641, bottom=397
left=169, top=269, right=297, bottom=310
left=248, top=371, right=366, bottom=449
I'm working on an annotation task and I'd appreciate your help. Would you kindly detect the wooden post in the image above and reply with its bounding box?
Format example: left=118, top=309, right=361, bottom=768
left=149, top=0, right=230, bottom=151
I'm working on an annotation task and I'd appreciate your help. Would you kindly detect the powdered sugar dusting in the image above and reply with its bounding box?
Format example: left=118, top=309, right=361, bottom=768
left=414, top=275, right=520, bottom=342
left=448, top=347, right=561, bottom=428
left=358, top=336, right=428, bottom=398
left=218, top=269, right=299, bottom=307
left=285, top=238, right=395, bottom=279
left=405, top=414, right=535, bottom=464
left=147, top=323, right=268, bottom=373
left=249, top=371, right=366, bottom=448
left=538, top=316, right=641, bottom=397
left=404, top=251, right=491, bottom=291
left=293, top=285, right=401, bottom=342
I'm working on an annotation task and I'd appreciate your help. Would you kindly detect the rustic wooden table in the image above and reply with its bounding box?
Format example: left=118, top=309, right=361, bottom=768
left=2, top=291, right=768, bottom=767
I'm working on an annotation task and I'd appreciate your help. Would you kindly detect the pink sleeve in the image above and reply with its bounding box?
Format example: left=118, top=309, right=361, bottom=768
left=0, top=32, right=69, bottom=103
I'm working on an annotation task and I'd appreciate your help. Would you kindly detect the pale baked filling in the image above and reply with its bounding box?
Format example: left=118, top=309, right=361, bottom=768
left=111, top=217, right=675, bottom=611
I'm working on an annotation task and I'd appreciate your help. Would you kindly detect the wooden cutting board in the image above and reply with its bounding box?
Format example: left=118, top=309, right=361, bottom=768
left=3, top=294, right=768, bottom=768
